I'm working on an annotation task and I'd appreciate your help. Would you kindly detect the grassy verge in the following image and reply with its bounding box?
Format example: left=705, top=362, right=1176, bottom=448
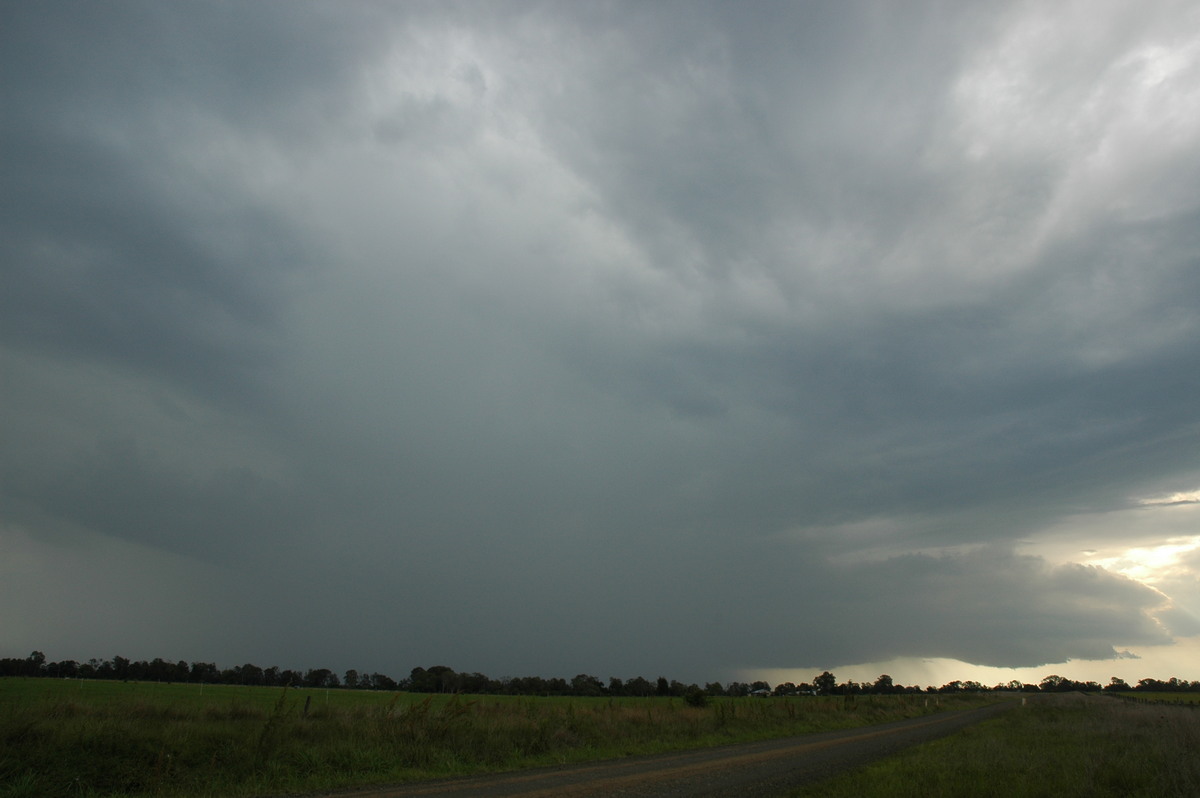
left=796, top=694, right=1200, bottom=797
left=1114, top=691, right=1200, bottom=704
left=0, top=679, right=995, bottom=798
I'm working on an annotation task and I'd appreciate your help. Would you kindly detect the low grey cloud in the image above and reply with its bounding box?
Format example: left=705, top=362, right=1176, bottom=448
left=768, top=546, right=1173, bottom=669
left=3, top=1, right=1200, bottom=683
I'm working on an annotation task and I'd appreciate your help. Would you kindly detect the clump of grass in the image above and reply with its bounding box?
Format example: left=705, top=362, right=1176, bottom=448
left=0, top=767, right=40, bottom=798
left=255, top=686, right=292, bottom=760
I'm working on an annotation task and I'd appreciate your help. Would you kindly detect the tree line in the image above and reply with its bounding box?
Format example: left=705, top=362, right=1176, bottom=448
left=3, top=652, right=1198, bottom=697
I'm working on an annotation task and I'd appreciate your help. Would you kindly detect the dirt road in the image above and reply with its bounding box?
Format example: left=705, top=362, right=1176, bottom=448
left=313, top=700, right=1017, bottom=797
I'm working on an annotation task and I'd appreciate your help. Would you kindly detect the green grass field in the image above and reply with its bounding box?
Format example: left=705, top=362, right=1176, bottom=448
left=0, top=679, right=994, bottom=798
left=798, top=693, right=1200, bottom=797
left=1115, top=691, right=1200, bottom=704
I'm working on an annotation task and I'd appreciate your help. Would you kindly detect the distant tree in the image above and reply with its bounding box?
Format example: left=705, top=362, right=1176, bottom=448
left=608, top=677, right=625, bottom=695
left=238, top=663, right=265, bottom=686
left=459, top=672, right=494, bottom=694
left=191, top=662, right=219, bottom=683
left=1040, top=675, right=1068, bottom=692
left=571, top=674, right=604, bottom=696
left=725, top=681, right=750, bottom=697
left=625, top=676, right=654, bottom=697
left=813, top=671, right=836, bottom=695
left=146, top=658, right=173, bottom=682
left=304, top=668, right=338, bottom=688
left=773, top=681, right=797, bottom=697
left=704, top=681, right=726, bottom=697
left=409, top=666, right=458, bottom=693
left=49, top=659, right=79, bottom=679
left=408, top=666, right=430, bottom=692
left=684, top=685, right=708, bottom=707
left=344, top=669, right=359, bottom=689
left=370, top=672, right=397, bottom=691
left=656, top=676, right=670, bottom=697
left=429, top=665, right=457, bottom=693
left=872, top=674, right=894, bottom=694
left=25, top=651, right=46, bottom=677
left=502, top=675, right=544, bottom=695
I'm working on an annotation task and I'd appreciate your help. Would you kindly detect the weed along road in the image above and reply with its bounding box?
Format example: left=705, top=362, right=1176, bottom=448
left=313, top=699, right=1018, bottom=798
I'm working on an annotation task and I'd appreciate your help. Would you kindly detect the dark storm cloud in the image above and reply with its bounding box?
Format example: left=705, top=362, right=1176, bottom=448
left=0, top=2, right=366, bottom=406
left=4, top=435, right=297, bottom=560
left=528, top=2, right=989, bottom=271
left=4, top=1, right=1200, bottom=681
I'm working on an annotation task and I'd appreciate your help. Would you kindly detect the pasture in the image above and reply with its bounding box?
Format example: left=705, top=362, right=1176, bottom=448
left=800, top=693, right=1200, bottom=797
left=0, top=678, right=992, bottom=798
left=1114, top=691, right=1200, bottom=705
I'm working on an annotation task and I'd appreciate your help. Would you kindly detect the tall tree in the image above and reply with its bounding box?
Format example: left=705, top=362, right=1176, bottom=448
left=25, top=651, right=46, bottom=677
left=571, top=674, right=603, bottom=696
left=813, top=671, right=836, bottom=695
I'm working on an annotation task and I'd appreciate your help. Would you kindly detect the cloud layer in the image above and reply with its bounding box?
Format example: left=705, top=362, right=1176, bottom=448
left=4, top=1, right=1200, bottom=682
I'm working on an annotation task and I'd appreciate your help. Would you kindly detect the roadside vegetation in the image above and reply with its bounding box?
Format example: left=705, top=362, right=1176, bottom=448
left=7, top=651, right=1200, bottom=797
left=0, top=678, right=995, bottom=798
left=1112, top=691, right=1200, bottom=705
left=799, top=694, right=1200, bottom=797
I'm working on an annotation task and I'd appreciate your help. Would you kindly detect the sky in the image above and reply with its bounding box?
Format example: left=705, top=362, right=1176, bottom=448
left=3, top=0, right=1200, bottom=689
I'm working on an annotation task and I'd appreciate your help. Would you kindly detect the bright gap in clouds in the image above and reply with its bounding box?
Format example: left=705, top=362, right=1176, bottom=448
left=1079, top=489, right=1200, bottom=585
left=1088, top=537, right=1200, bottom=584
left=1139, top=489, right=1200, bottom=507
left=749, top=495, right=1200, bottom=690
left=1028, top=490, right=1200, bottom=577
left=1054, top=496, right=1200, bottom=675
